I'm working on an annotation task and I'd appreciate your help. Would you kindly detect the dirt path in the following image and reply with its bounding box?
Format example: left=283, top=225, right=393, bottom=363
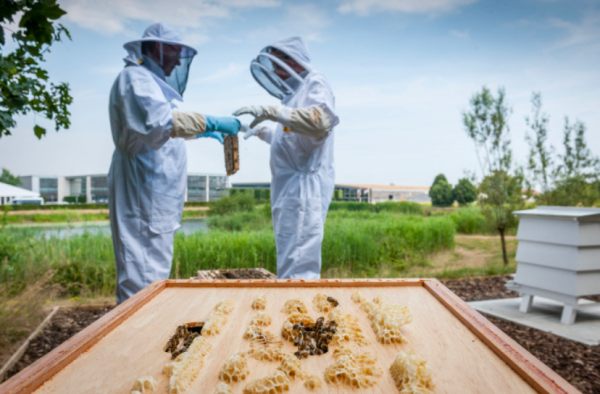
left=456, top=234, right=517, bottom=241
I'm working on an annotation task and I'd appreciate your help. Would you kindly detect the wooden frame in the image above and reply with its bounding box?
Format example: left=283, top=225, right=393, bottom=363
left=0, top=279, right=578, bottom=394
left=224, top=135, right=239, bottom=176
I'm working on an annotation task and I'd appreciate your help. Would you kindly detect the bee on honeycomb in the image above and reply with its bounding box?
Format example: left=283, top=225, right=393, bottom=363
left=281, top=299, right=308, bottom=314
left=312, top=293, right=339, bottom=314
left=244, top=324, right=278, bottom=345
left=281, top=312, right=314, bottom=341
left=164, top=322, right=204, bottom=359
left=163, top=336, right=212, bottom=394
left=289, top=317, right=337, bottom=359
left=328, top=309, right=368, bottom=346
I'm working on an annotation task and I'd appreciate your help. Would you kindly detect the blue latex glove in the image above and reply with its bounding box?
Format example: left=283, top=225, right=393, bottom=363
left=197, top=131, right=224, bottom=144
left=205, top=115, right=241, bottom=136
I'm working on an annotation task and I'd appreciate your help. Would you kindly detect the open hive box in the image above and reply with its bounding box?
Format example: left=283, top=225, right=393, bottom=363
left=1, top=279, right=577, bottom=394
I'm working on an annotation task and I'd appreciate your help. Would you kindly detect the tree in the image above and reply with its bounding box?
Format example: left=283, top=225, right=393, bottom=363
left=463, top=87, right=522, bottom=265
left=540, top=176, right=600, bottom=207
left=429, top=174, right=454, bottom=207
left=463, top=87, right=512, bottom=176
left=1, top=0, right=72, bottom=138
left=525, top=92, right=553, bottom=193
left=555, top=118, right=599, bottom=182
left=0, top=168, right=20, bottom=185
left=453, top=177, right=477, bottom=206
left=479, top=170, right=523, bottom=264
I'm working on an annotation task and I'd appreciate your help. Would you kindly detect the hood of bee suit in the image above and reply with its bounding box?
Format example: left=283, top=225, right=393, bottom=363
left=123, top=22, right=197, bottom=96
left=250, top=36, right=312, bottom=100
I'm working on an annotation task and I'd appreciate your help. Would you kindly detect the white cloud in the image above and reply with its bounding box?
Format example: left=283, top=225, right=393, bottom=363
left=337, top=0, right=476, bottom=16
left=549, top=12, right=600, bottom=52
left=282, top=4, right=331, bottom=42
left=60, top=0, right=280, bottom=35
left=244, top=3, right=331, bottom=44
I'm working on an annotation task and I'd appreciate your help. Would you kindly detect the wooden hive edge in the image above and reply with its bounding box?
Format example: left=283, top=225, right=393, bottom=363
left=0, top=280, right=166, bottom=394
left=0, top=278, right=581, bottom=394
left=423, top=279, right=580, bottom=394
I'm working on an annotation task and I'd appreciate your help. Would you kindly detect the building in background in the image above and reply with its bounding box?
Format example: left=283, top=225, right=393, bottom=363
left=233, top=183, right=431, bottom=204
left=0, top=181, right=42, bottom=205
left=19, top=173, right=229, bottom=204
left=335, top=184, right=430, bottom=203
left=187, top=173, right=229, bottom=202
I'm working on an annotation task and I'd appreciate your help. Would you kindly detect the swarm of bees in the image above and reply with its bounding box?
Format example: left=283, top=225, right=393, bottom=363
left=163, top=322, right=204, bottom=359
left=290, top=316, right=338, bottom=359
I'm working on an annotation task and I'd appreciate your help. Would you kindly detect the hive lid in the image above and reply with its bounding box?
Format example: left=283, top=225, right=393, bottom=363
left=514, top=206, right=600, bottom=221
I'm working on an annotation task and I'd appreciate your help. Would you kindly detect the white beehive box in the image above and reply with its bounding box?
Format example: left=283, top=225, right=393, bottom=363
left=508, top=206, right=600, bottom=324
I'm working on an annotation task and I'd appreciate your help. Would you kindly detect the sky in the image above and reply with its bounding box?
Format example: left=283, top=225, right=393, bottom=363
left=1, top=0, right=599, bottom=187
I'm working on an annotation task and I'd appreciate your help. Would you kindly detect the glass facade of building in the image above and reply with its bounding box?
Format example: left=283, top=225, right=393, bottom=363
left=39, top=177, right=58, bottom=202
left=91, top=176, right=109, bottom=203
left=17, top=174, right=230, bottom=204
left=187, top=175, right=207, bottom=202
left=67, top=176, right=87, bottom=201
left=209, top=176, right=228, bottom=200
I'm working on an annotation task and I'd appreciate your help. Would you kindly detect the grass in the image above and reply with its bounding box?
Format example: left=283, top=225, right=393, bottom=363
left=402, top=234, right=517, bottom=279
left=0, top=272, right=57, bottom=366
left=3, top=208, right=207, bottom=225
left=3, top=211, right=109, bottom=225
left=0, top=210, right=456, bottom=298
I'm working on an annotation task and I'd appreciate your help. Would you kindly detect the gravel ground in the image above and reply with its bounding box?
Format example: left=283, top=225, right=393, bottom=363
left=2, top=274, right=598, bottom=393
left=442, top=276, right=599, bottom=394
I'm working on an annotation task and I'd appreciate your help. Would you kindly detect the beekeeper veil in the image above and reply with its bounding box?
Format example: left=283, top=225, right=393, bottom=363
left=250, top=36, right=311, bottom=100
left=124, top=23, right=197, bottom=96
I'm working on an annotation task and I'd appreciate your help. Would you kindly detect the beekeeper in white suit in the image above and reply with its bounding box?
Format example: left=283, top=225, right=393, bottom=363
left=109, top=23, right=241, bottom=303
left=234, top=37, right=339, bottom=279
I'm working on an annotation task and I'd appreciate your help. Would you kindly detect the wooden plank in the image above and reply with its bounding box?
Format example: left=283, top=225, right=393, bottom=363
left=167, top=278, right=424, bottom=288
left=224, top=135, right=239, bottom=176
left=0, top=306, right=59, bottom=381
left=33, top=285, right=538, bottom=393
left=0, top=280, right=166, bottom=394
left=0, top=279, right=578, bottom=394
left=424, top=280, right=579, bottom=394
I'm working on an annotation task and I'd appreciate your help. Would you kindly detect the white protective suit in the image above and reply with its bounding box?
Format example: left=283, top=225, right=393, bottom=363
left=108, top=24, right=195, bottom=303
left=248, top=38, right=339, bottom=279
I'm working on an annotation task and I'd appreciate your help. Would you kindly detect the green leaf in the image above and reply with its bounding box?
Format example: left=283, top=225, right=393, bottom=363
left=34, top=125, right=46, bottom=139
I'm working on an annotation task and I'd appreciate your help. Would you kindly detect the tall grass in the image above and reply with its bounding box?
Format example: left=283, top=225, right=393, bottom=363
left=0, top=213, right=455, bottom=297
left=448, top=207, right=491, bottom=234
left=5, top=211, right=109, bottom=224
left=0, top=229, right=115, bottom=296
left=329, top=201, right=424, bottom=215
left=323, top=216, right=454, bottom=276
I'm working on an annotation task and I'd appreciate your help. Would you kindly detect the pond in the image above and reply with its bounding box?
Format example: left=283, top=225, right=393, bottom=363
left=13, top=219, right=209, bottom=239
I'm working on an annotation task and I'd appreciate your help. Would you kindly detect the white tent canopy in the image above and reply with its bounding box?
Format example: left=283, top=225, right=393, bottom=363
left=0, top=181, right=41, bottom=204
